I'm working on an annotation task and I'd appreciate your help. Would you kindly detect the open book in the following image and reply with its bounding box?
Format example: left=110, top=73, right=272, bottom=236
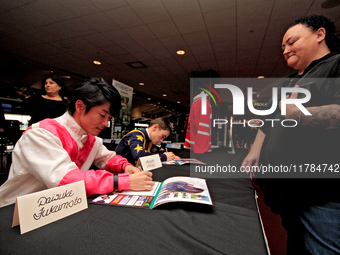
left=162, top=158, right=205, bottom=165
left=91, top=176, right=213, bottom=209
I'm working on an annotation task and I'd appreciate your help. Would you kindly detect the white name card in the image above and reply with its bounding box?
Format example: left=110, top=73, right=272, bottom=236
left=137, top=154, right=162, bottom=171
left=12, top=181, right=88, bottom=234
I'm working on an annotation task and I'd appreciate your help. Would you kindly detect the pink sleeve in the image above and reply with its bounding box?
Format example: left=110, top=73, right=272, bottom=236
left=104, top=154, right=132, bottom=173
left=118, top=173, right=130, bottom=191
left=58, top=169, right=130, bottom=196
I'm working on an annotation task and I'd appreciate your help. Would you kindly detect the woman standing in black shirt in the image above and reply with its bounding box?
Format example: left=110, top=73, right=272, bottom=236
left=242, top=15, right=340, bottom=254
left=22, top=74, right=69, bottom=125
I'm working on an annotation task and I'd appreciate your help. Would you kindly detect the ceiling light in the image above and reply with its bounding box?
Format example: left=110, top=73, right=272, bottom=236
left=126, top=61, right=147, bottom=69
left=93, top=61, right=101, bottom=65
left=139, top=83, right=144, bottom=86
left=59, top=43, right=72, bottom=49
left=163, top=94, right=167, bottom=97
left=177, top=101, right=180, bottom=103
left=257, top=76, right=265, bottom=78
left=176, top=50, right=185, bottom=55
left=147, top=98, right=151, bottom=100
left=62, top=76, right=71, bottom=79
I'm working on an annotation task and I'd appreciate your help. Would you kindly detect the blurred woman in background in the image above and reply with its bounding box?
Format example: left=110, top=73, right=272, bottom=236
left=22, top=74, right=69, bottom=126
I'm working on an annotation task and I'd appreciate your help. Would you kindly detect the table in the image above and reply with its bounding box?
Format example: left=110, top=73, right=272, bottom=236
left=0, top=148, right=268, bottom=255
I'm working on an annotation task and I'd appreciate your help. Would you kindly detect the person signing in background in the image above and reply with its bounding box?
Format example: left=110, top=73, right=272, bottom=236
left=242, top=14, right=340, bottom=254
left=0, top=78, right=153, bottom=208
left=115, top=117, right=180, bottom=165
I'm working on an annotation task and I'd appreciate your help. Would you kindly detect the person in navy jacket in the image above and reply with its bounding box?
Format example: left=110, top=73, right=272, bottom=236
left=115, top=117, right=180, bottom=165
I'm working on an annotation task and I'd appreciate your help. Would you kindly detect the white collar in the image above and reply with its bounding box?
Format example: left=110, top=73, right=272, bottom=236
left=193, top=91, right=206, bottom=101
left=146, top=128, right=151, bottom=140
left=58, top=112, right=88, bottom=144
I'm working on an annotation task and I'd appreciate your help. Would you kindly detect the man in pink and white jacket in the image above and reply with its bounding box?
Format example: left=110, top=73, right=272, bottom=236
left=0, top=78, right=154, bottom=208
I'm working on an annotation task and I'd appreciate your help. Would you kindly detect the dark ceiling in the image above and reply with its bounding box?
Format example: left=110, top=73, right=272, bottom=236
left=0, top=0, right=339, bottom=118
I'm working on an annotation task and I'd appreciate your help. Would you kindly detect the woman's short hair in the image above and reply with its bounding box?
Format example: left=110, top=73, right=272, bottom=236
left=289, top=14, right=340, bottom=52
left=42, top=74, right=68, bottom=97
left=68, top=77, right=122, bottom=117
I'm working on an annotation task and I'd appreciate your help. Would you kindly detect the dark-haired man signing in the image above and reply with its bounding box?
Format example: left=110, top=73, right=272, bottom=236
left=0, top=78, right=153, bottom=208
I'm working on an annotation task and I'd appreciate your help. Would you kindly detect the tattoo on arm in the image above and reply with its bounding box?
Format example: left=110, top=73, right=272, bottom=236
left=289, top=104, right=340, bottom=128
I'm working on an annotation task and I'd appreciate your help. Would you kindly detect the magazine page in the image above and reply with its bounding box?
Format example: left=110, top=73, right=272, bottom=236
left=162, top=160, right=177, bottom=165
left=162, top=159, right=205, bottom=165
left=174, top=159, right=205, bottom=165
left=151, top=176, right=212, bottom=208
left=91, top=182, right=162, bottom=208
